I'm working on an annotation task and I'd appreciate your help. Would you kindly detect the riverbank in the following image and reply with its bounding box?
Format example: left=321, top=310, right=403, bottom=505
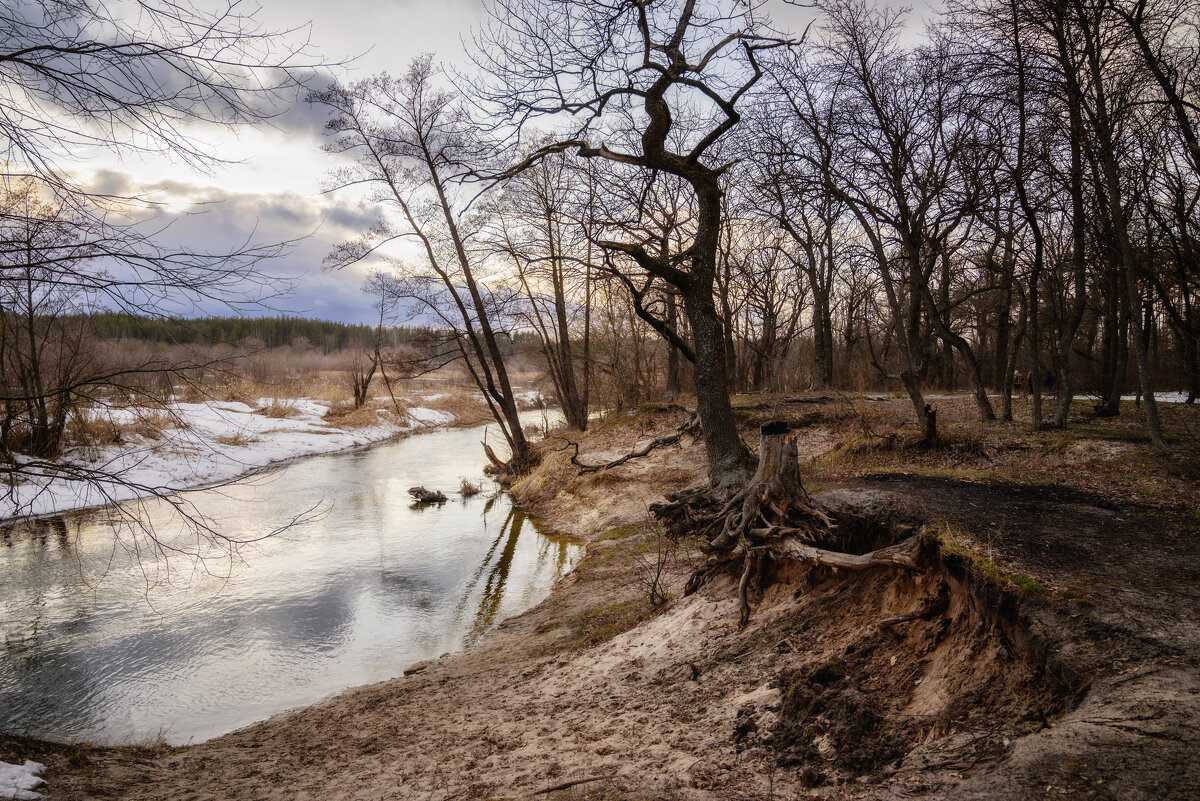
left=0, top=389, right=545, bottom=522
left=6, top=394, right=1199, bottom=799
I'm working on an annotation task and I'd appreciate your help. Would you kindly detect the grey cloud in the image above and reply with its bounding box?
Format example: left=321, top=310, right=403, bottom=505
left=92, top=174, right=388, bottom=322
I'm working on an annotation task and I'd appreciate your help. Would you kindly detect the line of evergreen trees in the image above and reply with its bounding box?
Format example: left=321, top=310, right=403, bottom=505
left=86, top=313, right=431, bottom=352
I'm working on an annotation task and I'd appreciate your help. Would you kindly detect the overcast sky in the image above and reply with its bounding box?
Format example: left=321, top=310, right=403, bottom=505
left=72, top=0, right=923, bottom=324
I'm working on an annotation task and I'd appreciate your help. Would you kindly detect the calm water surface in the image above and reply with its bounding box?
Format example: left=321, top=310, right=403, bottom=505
left=0, top=414, right=580, bottom=745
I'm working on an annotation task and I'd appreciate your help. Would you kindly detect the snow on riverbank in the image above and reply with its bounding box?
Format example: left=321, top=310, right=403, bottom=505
left=1, top=398, right=459, bottom=521
left=0, top=760, right=45, bottom=800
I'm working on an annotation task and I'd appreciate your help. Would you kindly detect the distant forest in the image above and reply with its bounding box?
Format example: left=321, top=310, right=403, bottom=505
left=86, top=314, right=498, bottom=353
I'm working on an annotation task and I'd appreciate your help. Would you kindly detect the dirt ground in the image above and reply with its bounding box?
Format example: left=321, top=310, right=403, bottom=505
left=5, top=395, right=1199, bottom=800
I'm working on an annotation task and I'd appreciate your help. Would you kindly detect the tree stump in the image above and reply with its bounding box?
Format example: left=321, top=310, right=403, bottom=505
left=656, top=421, right=920, bottom=627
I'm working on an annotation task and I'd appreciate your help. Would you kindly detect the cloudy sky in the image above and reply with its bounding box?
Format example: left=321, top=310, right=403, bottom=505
left=69, top=0, right=920, bottom=324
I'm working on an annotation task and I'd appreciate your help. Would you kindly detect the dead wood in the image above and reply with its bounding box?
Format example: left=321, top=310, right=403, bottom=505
left=482, top=441, right=508, bottom=474
left=652, top=421, right=923, bottom=626
left=408, top=486, right=447, bottom=504
left=766, top=533, right=920, bottom=571
left=879, top=579, right=950, bottom=627
left=570, top=413, right=700, bottom=474
left=487, top=774, right=614, bottom=800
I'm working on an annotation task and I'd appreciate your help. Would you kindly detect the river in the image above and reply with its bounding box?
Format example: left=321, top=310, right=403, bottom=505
left=0, top=413, right=581, bottom=745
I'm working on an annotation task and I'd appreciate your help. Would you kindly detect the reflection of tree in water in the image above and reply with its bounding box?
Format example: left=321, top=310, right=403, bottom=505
left=1, top=517, right=70, bottom=550
left=456, top=507, right=525, bottom=646
left=539, top=533, right=573, bottom=578
left=453, top=505, right=580, bottom=647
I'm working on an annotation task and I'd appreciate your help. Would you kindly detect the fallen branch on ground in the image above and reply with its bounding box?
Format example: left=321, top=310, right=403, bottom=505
left=570, top=414, right=699, bottom=474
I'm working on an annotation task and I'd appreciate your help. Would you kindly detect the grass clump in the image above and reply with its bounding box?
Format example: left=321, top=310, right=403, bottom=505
left=216, top=432, right=259, bottom=447
left=570, top=598, right=651, bottom=647
left=1009, top=574, right=1051, bottom=596
left=536, top=598, right=653, bottom=649
left=599, top=523, right=642, bottom=540
left=256, top=400, right=299, bottom=419
left=921, top=522, right=1005, bottom=584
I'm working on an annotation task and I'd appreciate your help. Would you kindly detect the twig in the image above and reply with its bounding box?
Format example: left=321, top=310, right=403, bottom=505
left=488, top=774, right=614, bottom=800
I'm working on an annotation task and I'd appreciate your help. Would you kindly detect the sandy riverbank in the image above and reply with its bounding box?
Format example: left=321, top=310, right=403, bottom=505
left=5, top=395, right=1199, bottom=800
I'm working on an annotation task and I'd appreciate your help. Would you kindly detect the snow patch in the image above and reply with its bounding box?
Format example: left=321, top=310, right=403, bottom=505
left=407, top=407, right=455, bottom=426
left=0, top=760, right=45, bottom=801
left=0, top=395, right=459, bottom=521
left=1121, top=392, right=1192, bottom=404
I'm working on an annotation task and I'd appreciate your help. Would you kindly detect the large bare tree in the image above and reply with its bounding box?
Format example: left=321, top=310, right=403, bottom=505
left=313, top=57, right=534, bottom=472
left=473, top=0, right=792, bottom=488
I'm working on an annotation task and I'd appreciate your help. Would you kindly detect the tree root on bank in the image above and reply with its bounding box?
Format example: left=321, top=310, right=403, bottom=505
left=482, top=441, right=539, bottom=484
left=652, top=421, right=921, bottom=627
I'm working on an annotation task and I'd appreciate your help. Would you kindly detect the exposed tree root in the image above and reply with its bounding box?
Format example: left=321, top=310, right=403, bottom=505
left=652, top=421, right=921, bottom=626
left=482, top=440, right=538, bottom=485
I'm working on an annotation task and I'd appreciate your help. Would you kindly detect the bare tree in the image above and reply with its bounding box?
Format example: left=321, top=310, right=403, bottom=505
left=0, top=0, right=321, bottom=545
left=488, top=151, right=592, bottom=431
left=313, top=56, right=534, bottom=473
left=473, top=0, right=793, bottom=488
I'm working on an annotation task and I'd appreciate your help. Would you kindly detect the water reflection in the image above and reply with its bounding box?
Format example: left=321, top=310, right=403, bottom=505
left=0, top=415, right=581, bottom=745
left=1, top=517, right=71, bottom=550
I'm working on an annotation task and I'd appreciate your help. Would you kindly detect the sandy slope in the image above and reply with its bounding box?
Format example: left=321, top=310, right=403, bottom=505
left=7, top=397, right=1199, bottom=800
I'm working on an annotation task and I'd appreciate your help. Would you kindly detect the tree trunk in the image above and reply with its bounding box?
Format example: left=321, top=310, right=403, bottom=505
left=682, top=281, right=751, bottom=489
left=665, top=291, right=681, bottom=399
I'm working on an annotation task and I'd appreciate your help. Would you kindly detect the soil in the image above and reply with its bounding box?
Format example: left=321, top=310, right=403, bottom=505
left=4, top=396, right=1198, bottom=800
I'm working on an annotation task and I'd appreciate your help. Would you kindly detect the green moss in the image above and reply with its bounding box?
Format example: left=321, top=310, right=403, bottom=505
left=923, top=522, right=1004, bottom=583
left=803, top=660, right=846, bottom=684
left=567, top=598, right=651, bottom=648
left=1009, top=574, right=1051, bottom=596
left=598, top=523, right=642, bottom=541
left=67, top=748, right=93, bottom=768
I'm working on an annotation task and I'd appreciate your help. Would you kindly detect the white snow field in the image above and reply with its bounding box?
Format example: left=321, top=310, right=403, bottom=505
left=1, top=397, right=459, bottom=521
left=0, top=760, right=45, bottom=801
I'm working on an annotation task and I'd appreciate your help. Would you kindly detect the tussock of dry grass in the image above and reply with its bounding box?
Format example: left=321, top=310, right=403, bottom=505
left=65, top=409, right=179, bottom=447
left=417, top=391, right=490, bottom=427
left=255, top=401, right=299, bottom=419
left=323, top=400, right=400, bottom=429
left=215, top=432, right=259, bottom=447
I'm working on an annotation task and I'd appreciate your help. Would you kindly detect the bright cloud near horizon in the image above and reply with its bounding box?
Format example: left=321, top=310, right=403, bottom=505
left=67, top=0, right=922, bottom=325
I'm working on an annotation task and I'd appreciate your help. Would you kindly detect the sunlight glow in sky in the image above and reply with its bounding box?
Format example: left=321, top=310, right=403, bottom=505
left=64, top=0, right=923, bottom=324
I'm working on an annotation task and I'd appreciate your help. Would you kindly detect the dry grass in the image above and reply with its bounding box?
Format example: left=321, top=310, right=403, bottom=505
left=323, top=400, right=401, bottom=429
left=742, top=393, right=1200, bottom=511
left=65, top=409, right=179, bottom=447
left=255, top=400, right=299, bottom=419
left=514, top=393, right=1199, bottom=526
left=417, top=390, right=491, bottom=427
left=215, top=432, right=259, bottom=447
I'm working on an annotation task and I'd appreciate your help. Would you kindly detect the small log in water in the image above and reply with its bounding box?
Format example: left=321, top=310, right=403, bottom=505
left=408, top=486, right=447, bottom=504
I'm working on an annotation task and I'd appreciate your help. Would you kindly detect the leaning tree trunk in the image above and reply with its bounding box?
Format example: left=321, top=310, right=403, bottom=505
left=654, top=422, right=919, bottom=627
